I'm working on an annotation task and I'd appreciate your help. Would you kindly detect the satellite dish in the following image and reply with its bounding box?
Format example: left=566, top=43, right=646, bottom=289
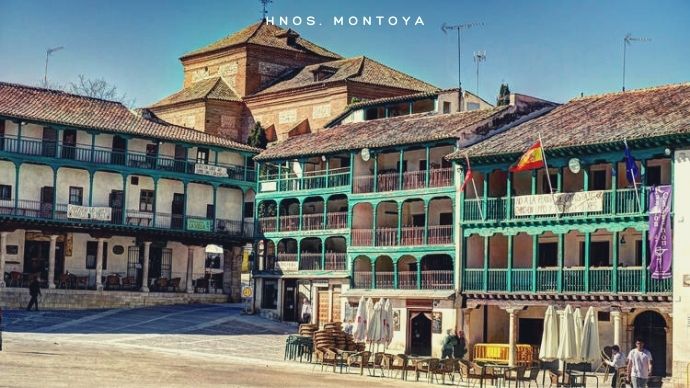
left=568, top=158, right=581, bottom=174
left=361, top=148, right=371, bottom=162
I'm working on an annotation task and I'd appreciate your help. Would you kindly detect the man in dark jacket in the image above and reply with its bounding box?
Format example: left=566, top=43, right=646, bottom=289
left=27, top=277, right=41, bottom=311
left=454, top=330, right=468, bottom=360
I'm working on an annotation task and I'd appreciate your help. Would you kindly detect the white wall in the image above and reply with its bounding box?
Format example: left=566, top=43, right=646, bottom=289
left=55, top=168, right=90, bottom=205
left=18, top=164, right=53, bottom=201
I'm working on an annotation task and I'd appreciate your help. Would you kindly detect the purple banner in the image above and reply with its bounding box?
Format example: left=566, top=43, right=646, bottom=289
left=648, top=185, right=672, bottom=279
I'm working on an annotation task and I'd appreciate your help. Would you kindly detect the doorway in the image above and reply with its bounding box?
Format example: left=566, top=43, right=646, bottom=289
left=40, top=186, right=54, bottom=218
left=171, top=193, right=185, bottom=229
left=283, top=279, right=298, bottom=322
left=409, top=311, right=432, bottom=356
left=112, top=136, right=126, bottom=165
left=42, top=127, right=57, bottom=157
left=61, top=129, right=77, bottom=159
left=633, top=311, right=667, bottom=377
left=23, top=240, right=64, bottom=283
left=518, top=318, right=544, bottom=346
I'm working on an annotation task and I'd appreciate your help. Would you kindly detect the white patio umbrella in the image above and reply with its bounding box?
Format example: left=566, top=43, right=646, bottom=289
left=556, top=305, right=578, bottom=363
left=352, top=296, right=368, bottom=342
left=579, top=306, right=601, bottom=363
left=539, top=305, right=560, bottom=361
left=573, top=307, right=584, bottom=362
left=367, top=298, right=383, bottom=349
left=381, top=298, right=394, bottom=349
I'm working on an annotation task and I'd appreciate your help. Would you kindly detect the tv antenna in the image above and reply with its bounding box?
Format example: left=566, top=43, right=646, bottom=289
left=473, top=50, right=486, bottom=97
left=260, top=0, right=273, bottom=20
left=44, top=46, right=64, bottom=87
left=441, top=22, right=484, bottom=93
left=622, top=33, right=650, bottom=91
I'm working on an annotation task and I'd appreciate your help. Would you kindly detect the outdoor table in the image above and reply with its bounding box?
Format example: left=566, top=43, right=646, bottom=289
left=568, top=370, right=599, bottom=388
left=335, top=349, right=356, bottom=374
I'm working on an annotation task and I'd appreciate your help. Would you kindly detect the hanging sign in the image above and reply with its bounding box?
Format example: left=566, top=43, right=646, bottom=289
left=187, top=218, right=212, bottom=232
left=648, top=185, right=672, bottom=279
left=194, top=163, right=229, bottom=178
left=513, top=191, right=604, bottom=216
left=67, top=204, right=112, bottom=221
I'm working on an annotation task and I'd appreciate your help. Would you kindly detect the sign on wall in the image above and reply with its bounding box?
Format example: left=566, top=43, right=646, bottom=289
left=187, top=218, right=213, bottom=232
left=431, top=312, right=443, bottom=334
left=513, top=191, right=604, bottom=216
left=67, top=204, right=112, bottom=221
left=393, top=310, right=400, bottom=331
left=194, top=163, right=229, bottom=178
left=648, top=185, right=672, bottom=279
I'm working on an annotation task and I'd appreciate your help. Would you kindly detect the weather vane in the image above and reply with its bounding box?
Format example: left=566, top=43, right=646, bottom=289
left=260, top=0, right=273, bottom=20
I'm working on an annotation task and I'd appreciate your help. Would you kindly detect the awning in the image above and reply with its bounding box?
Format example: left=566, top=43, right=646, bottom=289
left=205, top=244, right=223, bottom=254
left=341, top=289, right=455, bottom=300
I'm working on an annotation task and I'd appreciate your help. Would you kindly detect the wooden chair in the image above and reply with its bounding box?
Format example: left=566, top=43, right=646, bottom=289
left=169, top=278, right=181, bottom=292
left=614, top=367, right=629, bottom=388
left=506, top=366, right=541, bottom=388
left=315, top=347, right=338, bottom=373
left=157, top=277, right=169, bottom=292
left=106, top=275, right=121, bottom=290
left=346, top=351, right=371, bottom=375
left=431, top=358, right=457, bottom=384
left=459, top=360, right=495, bottom=387
left=74, top=275, right=88, bottom=290
left=195, top=277, right=209, bottom=293
left=121, top=276, right=135, bottom=290
left=383, top=353, right=414, bottom=380
left=414, top=358, right=440, bottom=383
left=58, top=273, right=71, bottom=289
left=9, top=271, right=22, bottom=287
left=370, top=352, right=387, bottom=377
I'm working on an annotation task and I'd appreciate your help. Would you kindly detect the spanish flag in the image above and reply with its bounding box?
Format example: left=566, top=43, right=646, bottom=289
left=510, top=140, right=545, bottom=172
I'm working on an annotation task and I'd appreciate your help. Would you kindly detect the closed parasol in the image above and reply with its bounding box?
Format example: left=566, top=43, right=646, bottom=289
left=539, top=305, right=560, bottom=361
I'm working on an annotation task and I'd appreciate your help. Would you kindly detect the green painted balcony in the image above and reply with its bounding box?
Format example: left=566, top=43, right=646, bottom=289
left=352, top=167, right=453, bottom=194
left=0, top=199, right=251, bottom=238
left=0, top=135, right=255, bottom=182
left=352, top=270, right=453, bottom=289
left=463, top=266, right=671, bottom=294
left=257, top=211, right=347, bottom=234
left=350, top=225, right=452, bottom=246
left=258, top=167, right=350, bottom=193
left=463, top=188, right=647, bottom=222
left=265, top=252, right=347, bottom=273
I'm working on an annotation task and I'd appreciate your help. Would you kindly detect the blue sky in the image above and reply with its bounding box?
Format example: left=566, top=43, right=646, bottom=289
left=0, top=0, right=688, bottom=106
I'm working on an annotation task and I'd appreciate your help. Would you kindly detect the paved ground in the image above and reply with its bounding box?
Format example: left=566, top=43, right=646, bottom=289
left=0, top=305, right=438, bottom=387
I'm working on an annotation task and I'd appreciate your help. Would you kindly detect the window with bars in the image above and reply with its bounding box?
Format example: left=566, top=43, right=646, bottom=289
left=69, top=186, right=83, bottom=205
left=139, top=190, right=154, bottom=212
left=0, top=184, right=11, bottom=200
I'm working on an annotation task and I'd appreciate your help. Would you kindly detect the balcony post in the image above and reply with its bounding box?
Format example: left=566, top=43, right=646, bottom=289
left=612, top=231, right=618, bottom=293
left=482, top=171, right=490, bottom=219
left=348, top=152, right=354, bottom=188
left=611, top=161, right=618, bottom=214
left=90, top=132, right=96, bottom=163
left=423, top=200, right=429, bottom=245
left=56, top=129, right=62, bottom=159
left=124, top=138, right=130, bottom=168
left=14, top=162, right=20, bottom=211
left=299, top=160, right=305, bottom=190
left=506, top=171, right=512, bottom=219
left=321, top=239, right=326, bottom=270
left=122, top=174, right=128, bottom=224
left=396, top=201, right=402, bottom=245
left=556, top=167, right=562, bottom=192
left=424, top=145, right=430, bottom=187
left=372, top=259, right=377, bottom=289
left=584, top=232, right=591, bottom=293
left=297, top=239, right=302, bottom=270
left=182, top=180, right=188, bottom=230
left=372, top=203, right=378, bottom=246
left=482, top=236, right=489, bottom=292
left=51, top=167, right=58, bottom=219
left=298, top=198, right=303, bottom=231
left=322, top=197, right=327, bottom=230
left=152, top=178, right=158, bottom=227
left=275, top=200, right=280, bottom=232
left=213, top=184, right=218, bottom=231
left=557, top=233, right=564, bottom=293
left=641, top=230, right=647, bottom=293
left=531, top=234, right=538, bottom=293
left=277, top=163, right=282, bottom=191
left=416, top=258, right=422, bottom=290
left=88, top=169, right=94, bottom=207
left=640, top=159, right=647, bottom=211
left=325, top=159, right=330, bottom=188
left=398, top=149, right=404, bottom=191
left=373, top=155, right=379, bottom=192
left=530, top=170, right=536, bottom=220
left=506, top=234, right=513, bottom=292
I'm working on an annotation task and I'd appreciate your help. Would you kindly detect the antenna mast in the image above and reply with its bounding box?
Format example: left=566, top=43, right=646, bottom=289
left=622, top=33, right=651, bottom=91
left=44, top=46, right=64, bottom=87
left=473, top=50, right=486, bottom=97
left=441, top=22, right=485, bottom=110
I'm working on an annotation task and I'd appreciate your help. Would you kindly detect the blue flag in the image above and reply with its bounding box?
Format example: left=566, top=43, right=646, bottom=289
left=624, top=141, right=639, bottom=185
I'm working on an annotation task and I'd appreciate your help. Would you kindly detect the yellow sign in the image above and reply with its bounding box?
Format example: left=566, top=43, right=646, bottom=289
left=242, top=286, right=253, bottom=298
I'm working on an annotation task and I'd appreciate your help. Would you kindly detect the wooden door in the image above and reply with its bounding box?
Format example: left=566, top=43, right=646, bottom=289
left=331, top=288, right=341, bottom=323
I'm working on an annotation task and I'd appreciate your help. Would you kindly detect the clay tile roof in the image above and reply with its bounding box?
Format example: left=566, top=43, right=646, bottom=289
left=181, top=20, right=342, bottom=60
left=253, top=56, right=438, bottom=96
left=449, top=83, right=690, bottom=160
left=255, top=99, right=553, bottom=161
left=150, top=77, right=240, bottom=108
left=0, top=82, right=259, bottom=153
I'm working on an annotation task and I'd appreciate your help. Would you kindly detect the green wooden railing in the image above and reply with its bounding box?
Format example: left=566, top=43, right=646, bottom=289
left=464, top=266, right=671, bottom=294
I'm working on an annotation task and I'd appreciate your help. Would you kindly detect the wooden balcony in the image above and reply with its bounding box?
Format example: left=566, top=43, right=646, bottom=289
left=353, top=168, right=453, bottom=194
left=258, top=211, right=348, bottom=234
left=350, top=226, right=453, bottom=247
left=352, top=270, right=454, bottom=290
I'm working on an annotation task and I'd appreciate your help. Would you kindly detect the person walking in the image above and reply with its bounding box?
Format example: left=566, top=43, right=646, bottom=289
left=441, top=329, right=457, bottom=359
left=454, top=330, right=468, bottom=360
left=627, top=338, right=653, bottom=388
left=27, top=277, right=41, bottom=311
left=605, top=345, right=626, bottom=388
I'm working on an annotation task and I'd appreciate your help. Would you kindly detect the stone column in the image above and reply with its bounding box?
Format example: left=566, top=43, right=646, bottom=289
left=611, top=310, right=622, bottom=346
left=0, top=232, right=8, bottom=287
left=186, top=245, right=195, bottom=294
left=95, top=238, right=105, bottom=291
left=506, top=308, right=519, bottom=367
left=48, top=235, right=58, bottom=289
left=141, top=241, right=151, bottom=292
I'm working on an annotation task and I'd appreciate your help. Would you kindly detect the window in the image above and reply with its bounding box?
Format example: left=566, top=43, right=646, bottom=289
left=85, top=241, right=108, bottom=270
left=542, top=174, right=557, bottom=193
left=412, top=214, right=425, bottom=227
left=139, top=190, right=154, bottom=212
left=0, top=184, right=11, bottom=201
left=647, top=166, right=662, bottom=186
left=396, top=160, right=408, bottom=173
left=206, top=204, right=215, bottom=219
left=538, top=242, right=558, bottom=267
left=442, top=101, right=452, bottom=114
left=69, top=186, right=83, bottom=205
left=591, top=170, right=607, bottom=190
left=439, top=212, right=453, bottom=225
left=196, top=148, right=209, bottom=164
left=261, top=279, right=278, bottom=309
left=243, top=201, right=254, bottom=218
left=580, top=241, right=610, bottom=266
left=466, top=102, right=480, bottom=111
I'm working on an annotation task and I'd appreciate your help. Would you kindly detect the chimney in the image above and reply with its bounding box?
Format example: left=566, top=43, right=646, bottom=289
left=275, top=28, right=300, bottom=46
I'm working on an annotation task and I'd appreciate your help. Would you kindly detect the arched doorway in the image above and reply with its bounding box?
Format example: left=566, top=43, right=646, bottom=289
left=409, top=312, right=432, bottom=356
left=633, top=311, right=667, bottom=377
